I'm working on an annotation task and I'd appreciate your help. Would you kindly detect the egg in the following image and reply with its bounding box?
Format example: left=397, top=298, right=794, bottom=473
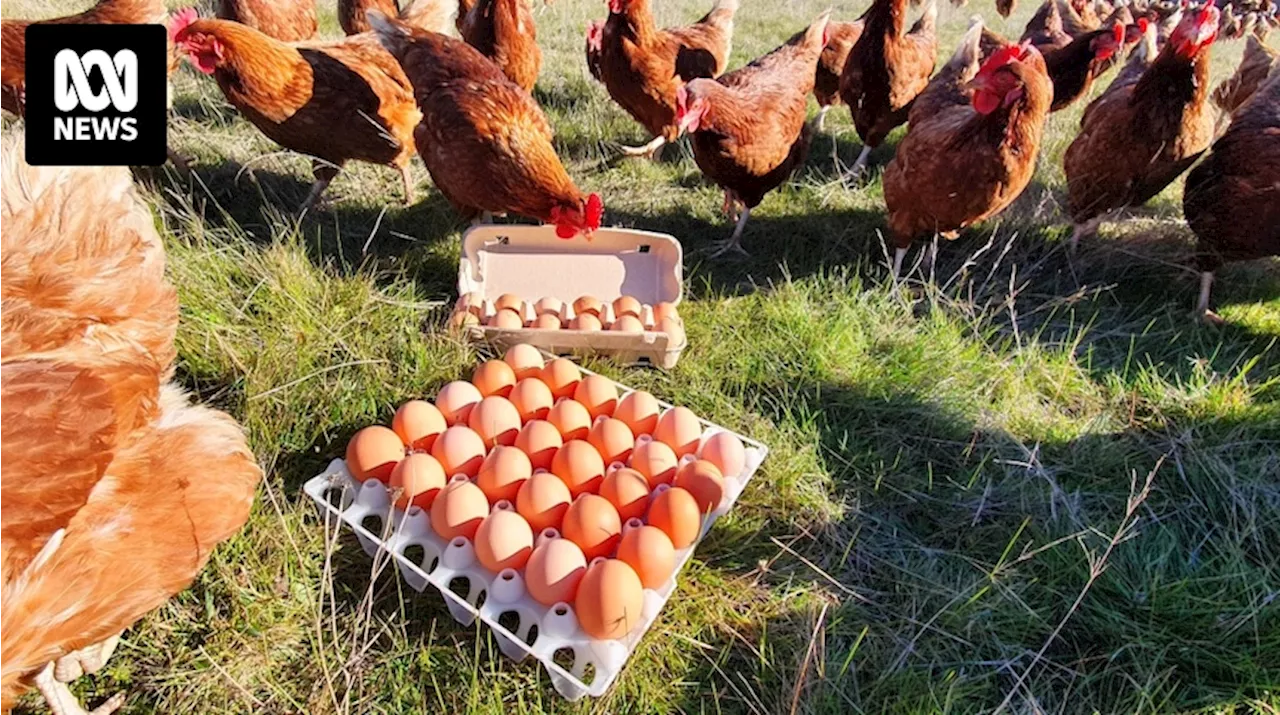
left=540, top=358, right=582, bottom=400
left=457, top=291, right=484, bottom=317
left=575, top=559, right=644, bottom=640
left=474, top=509, right=534, bottom=572
left=616, top=525, right=675, bottom=589
left=489, top=308, right=524, bottom=329
left=551, top=440, right=606, bottom=496
left=573, top=295, right=603, bottom=318
left=475, top=445, right=532, bottom=503
left=534, top=296, right=564, bottom=317
left=614, top=391, right=661, bottom=437
left=430, top=425, right=487, bottom=478
left=436, top=381, right=483, bottom=425
left=659, top=317, right=686, bottom=346
left=613, top=295, right=642, bottom=319
left=516, top=471, right=572, bottom=532
left=570, top=313, right=602, bottom=331
left=503, top=343, right=544, bottom=380
left=573, top=375, right=619, bottom=419
left=653, top=406, right=702, bottom=457
left=509, top=377, right=554, bottom=422
left=610, top=315, right=644, bottom=333
left=653, top=301, right=680, bottom=324
left=532, top=313, right=563, bottom=329
left=561, top=494, right=622, bottom=560
left=546, top=398, right=592, bottom=440
left=514, top=420, right=563, bottom=471
left=630, top=439, right=679, bottom=488
left=648, top=486, right=702, bottom=548
left=525, top=538, right=587, bottom=606
left=493, top=293, right=525, bottom=314
left=673, top=459, right=726, bottom=513
left=388, top=453, right=445, bottom=510
left=448, top=310, right=480, bottom=333
left=472, top=359, right=517, bottom=398
left=468, top=396, right=522, bottom=448
left=700, top=431, right=747, bottom=477
left=588, top=417, right=635, bottom=464
left=392, top=400, right=447, bottom=451
left=430, top=479, right=489, bottom=540
left=598, top=467, right=650, bottom=521
left=345, top=426, right=405, bottom=482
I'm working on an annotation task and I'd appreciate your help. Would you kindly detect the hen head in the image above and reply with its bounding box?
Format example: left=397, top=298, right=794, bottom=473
left=1169, top=5, right=1219, bottom=58
left=170, top=8, right=225, bottom=75
left=587, top=20, right=604, bottom=52
left=1090, top=22, right=1127, bottom=61
left=608, top=0, right=627, bottom=14
left=969, top=42, right=1037, bottom=115
left=550, top=194, right=604, bottom=239
left=675, top=83, right=711, bottom=135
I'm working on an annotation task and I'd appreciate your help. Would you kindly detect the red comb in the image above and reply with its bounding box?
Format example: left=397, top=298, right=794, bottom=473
left=1113, top=21, right=1125, bottom=42
left=585, top=193, right=603, bottom=230
left=1138, top=17, right=1150, bottom=32
left=978, top=41, right=1031, bottom=75
left=169, top=7, right=198, bottom=42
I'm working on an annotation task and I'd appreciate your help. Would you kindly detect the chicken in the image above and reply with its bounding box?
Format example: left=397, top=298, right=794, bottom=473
left=459, top=0, right=543, bottom=92
left=587, top=19, right=605, bottom=81
left=341, top=0, right=400, bottom=35
left=217, top=0, right=317, bottom=41
left=1063, top=0, right=1103, bottom=34
left=1043, top=19, right=1143, bottom=111
left=1184, top=63, right=1279, bottom=322
left=170, top=10, right=424, bottom=213
left=0, top=130, right=260, bottom=715
left=882, top=26, right=1053, bottom=278
left=341, top=0, right=455, bottom=35
left=1022, top=0, right=1075, bottom=52
left=367, top=11, right=603, bottom=236
left=837, top=0, right=938, bottom=177
left=998, top=0, right=1018, bottom=18
left=811, top=20, right=866, bottom=132
left=1063, top=6, right=1219, bottom=250
left=598, top=0, right=739, bottom=159
left=1, top=0, right=167, bottom=116
left=1212, top=32, right=1277, bottom=114
left=674, top=13, right=831, bottom=257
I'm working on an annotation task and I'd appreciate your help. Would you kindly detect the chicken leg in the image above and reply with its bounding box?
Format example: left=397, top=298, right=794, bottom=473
left=843, top=145, right=873, bottom=183
left=620, top=136, right=667, bottom=160
left=53, top=634, right=121, bottom=682
left=891, top=245, right=908, bottom=280
left=706, top=203, right=752, bottom=258
left=398, top=163, right=415, bottom=206
left=1196, top=270, right=1224, bottom=325
left=300, top=160, right=342, bottom=215
left=34, top=661, right=125, bottom=715
left=1069, top=215, right=1104, bottom=253
left=815, top=105, right=831, bottom=133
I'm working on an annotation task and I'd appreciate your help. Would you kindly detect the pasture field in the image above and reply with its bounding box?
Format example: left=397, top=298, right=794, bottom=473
left=5, top=0, right=1278, bottom=711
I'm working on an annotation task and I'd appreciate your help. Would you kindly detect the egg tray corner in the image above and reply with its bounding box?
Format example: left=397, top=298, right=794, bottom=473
left=301, top=368, right=768, bottom=701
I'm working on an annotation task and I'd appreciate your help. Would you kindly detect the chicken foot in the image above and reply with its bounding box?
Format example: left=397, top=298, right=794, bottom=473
left=843, top=145, right=874, bottom=184
left=54, top=635, right=121, bottom=682
left=815, top=106, right=831, bottom=133
left=1196, top=270, right=1224, bottom=325
left=620, top=136, right=667, bottom=160
left=706, top=201, right=752, bottom=258
left=34, top=661, right=125, bottom=715
left=299, top=160, right=342, bottom=215
left=398, top=163, right=415, bottom=205
left=1068, top=214, right=1105, bottom=253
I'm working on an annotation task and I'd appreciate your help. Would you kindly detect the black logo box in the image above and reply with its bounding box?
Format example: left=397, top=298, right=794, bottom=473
left=24, top=24, right=168, bottom=166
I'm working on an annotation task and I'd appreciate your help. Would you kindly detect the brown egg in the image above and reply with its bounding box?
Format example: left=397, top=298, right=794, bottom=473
left=489, top=308, right=524, bottom=329
left=493, top=293, right=525, bottom=314
left=430, top=479, right=490, bottom=540
left=468, top=396, right=522, bottom=449
left=616, top=525, right=675, bottom=589
left=509, top=377, right=554, bottom=422
left=570, top=313, right=602, bottom=331
left=573, top=374, right=619, bottom=419
left=614, top=391, right=660, bottom=438
left=700, top=432, right=746, bottom=477
left=430, top=425, right=487, bottom=478
left=346, top=426, right=405, bottom=482
left=456, top=291, right=484, bottom=317
left=474, top=508, right=534, bottom=572
left=673, top=459, right=726, bottom=513
left=392, top=400, right=447, bottom=452
left=546, top=399, right=592, bottom=440
left=588, top=417, right=635, bottom=464
left=472, top=360, right=517, bottom=398
left=514, top=420, right=563, bottom=471
left=598, top=467, right=650, bottom=521
left=613, top=295, right=642, bottom=319
left=475, top=445, right=533, bottom=503
left=648, top=486, right=702, bottom=548
left=436, top=381, right=483, bottom=425
left=388, top=453, right=446, bottom=510
left=503, top=343, right=544, bottom=380
left=516, top=471, right=572, bottom=532
left=630, top=439, right=679, bottom=488
left=534, top=296, right=564, bottom=317
left=532, top=313, right=563, bottom=329
left=659, top=317, right=686, bottom=346
left=653, top=301, right=680, bottom=324
left=573, top=295, right=603, bottom=318
left=575, top=559, right=644, bottom=640
left=540, top=358, right=582, bottom=400
left=448, top=310, right=480, bottom=333
left=653, top=406, right=702, bottom=457
left=525, top=538, right=587, bottom=606
left=551, top=440, right=606, bottom=497
left=610, top=315, right=644, bottom=333
left=561, top=494, right=622, bottom=560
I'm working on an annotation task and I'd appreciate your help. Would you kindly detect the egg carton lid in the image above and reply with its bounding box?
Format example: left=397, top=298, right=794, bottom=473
left=458, top=225, right=683, bottom=308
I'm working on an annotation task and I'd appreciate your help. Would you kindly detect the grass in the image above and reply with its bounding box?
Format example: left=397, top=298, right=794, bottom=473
left=5, top=0, right=1279, bottom=711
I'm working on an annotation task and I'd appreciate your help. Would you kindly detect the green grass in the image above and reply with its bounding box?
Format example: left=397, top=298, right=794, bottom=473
left=7, top=0, right=1280, bottom=712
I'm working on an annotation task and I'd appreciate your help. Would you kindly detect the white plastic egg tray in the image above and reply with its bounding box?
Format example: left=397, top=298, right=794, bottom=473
left=302, top=364, right=768, bottom=700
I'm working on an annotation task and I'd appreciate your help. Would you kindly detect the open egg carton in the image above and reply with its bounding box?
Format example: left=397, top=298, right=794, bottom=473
left=302, top=353, right=767, bottom=700
left=450, top=225, right=687, bottom=368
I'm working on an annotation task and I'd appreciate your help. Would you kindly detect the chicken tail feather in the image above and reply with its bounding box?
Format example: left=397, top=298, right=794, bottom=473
left=948, top=16, right=984, bottom=73
left=911, top=0, right=938, bottom=36
left=367, top=10, right=411, bottom=57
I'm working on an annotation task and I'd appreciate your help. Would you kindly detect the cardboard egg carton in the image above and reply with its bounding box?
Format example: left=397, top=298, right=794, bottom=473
left=302, top=360, right=768, bottom=700
left=454, top=226, right=686, bottom=368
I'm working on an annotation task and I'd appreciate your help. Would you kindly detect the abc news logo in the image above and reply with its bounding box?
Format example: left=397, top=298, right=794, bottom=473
left=25, top=24, right=166, bottom=166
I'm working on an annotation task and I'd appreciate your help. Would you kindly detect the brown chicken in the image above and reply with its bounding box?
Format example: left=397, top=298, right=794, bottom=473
left=1064, top=6, right=1219, bottom=250
left=838, top=0, right=938, bottom=176
left=1, top=130, right=260, bottom=715
left=368, top=12, right=603, bottom=236
left=171, top=10, right=424, bottom=213
left=882, top=26, right=1053, bottom=278
left=1184, top=64, right=1278, bottom=322
left=587, top=18, right=605, bottom=81
left=811, top=19, right=866, bottom=132
left=217, top=0, right=317, bottom=41
left=674, top=13, right=830, bottom=257
left=998, top=0, right=1018, bottom=18
left=1212, top=32, right=1277, bottom=115
left=459, top=0, right=543, bottom=92
left=1043, top=19, right=1143, bottom=111
left=1022, top=0, right=1075, bottom=52
left=598, top=0, right=739, bottom=159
